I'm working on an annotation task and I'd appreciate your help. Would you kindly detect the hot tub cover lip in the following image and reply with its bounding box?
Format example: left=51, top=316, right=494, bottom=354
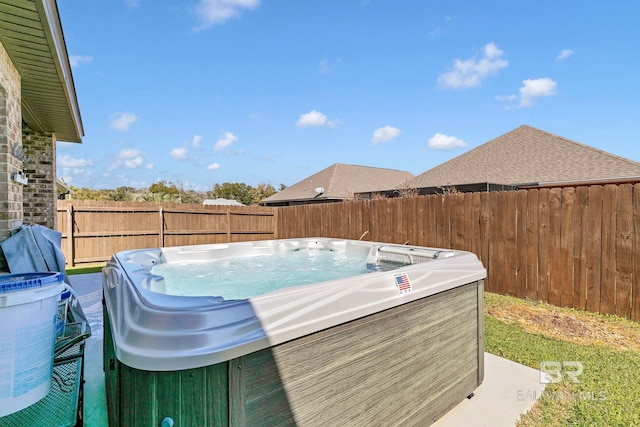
left=103, top=238, right=486, bottom=371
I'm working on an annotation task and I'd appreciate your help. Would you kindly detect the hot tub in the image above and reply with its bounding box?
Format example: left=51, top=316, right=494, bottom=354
left=103, top=238, right=486, bottom=426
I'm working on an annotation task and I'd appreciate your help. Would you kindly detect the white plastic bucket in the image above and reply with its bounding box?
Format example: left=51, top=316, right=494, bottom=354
left=0, top=272, right=65, bottom=417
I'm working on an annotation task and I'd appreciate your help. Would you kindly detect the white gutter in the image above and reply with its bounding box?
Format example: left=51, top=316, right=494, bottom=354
left=35, top=0, right=84, bottom=142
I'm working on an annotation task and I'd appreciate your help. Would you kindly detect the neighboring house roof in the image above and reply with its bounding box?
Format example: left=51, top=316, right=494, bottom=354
left=407, top=125, right=640, bottom=189
left=262, top=163, right=414, bottom=205
left=203, top=198, right=245, bottom=206
left=0, top=0, right=83, bottom=142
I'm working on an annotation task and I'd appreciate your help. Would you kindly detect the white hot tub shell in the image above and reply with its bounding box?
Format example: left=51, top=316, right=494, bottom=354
left=103, top=238, right=487, bottom=426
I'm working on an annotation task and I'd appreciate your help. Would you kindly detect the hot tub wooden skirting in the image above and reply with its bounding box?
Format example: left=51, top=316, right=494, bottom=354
left=104, top=280, right=484, bottom=426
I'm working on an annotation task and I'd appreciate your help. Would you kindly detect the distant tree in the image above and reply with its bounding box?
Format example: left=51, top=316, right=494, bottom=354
left=69, top=186, right=113, bottom=200
left=111, top=186, right=137, bottom=201
left=180, top=189, right=204, bottom=205
left=145, top=180, right=181, bottom=202
left=148, top=180, right=180, bottom=196
left=133, top=192, right=182, bottom=203
left=249, top=183, right=277, bottom=205
left=207, top=182, right=251, bottom=205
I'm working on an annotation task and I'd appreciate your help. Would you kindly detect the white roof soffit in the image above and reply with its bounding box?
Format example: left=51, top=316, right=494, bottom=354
left=0, top=0, right=83, bottom=142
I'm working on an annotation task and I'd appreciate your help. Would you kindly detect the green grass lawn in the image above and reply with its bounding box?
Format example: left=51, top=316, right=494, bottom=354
left=66, top=263, right=105, bottom=275
left=484, top=292, right=640, bottom=426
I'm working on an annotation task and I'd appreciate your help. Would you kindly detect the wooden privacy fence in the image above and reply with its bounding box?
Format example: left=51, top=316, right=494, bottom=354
left=277, top=183, right=640, bottom=322
left=57, top=201, right=277, bottom=266
left=56, top=182, right=640, bottom=321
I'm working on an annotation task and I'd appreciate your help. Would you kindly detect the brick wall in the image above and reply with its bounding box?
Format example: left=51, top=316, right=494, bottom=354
left=0, top=42, right=24, bottom=271
left=23, top=127, right=57, bottom=229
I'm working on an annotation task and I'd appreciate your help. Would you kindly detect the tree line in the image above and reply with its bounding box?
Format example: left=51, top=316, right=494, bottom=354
left=67, top=181, right=285, bottom=205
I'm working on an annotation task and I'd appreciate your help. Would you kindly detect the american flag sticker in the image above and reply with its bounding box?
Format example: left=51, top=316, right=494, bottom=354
left=394, top=272, right=412, bottom=294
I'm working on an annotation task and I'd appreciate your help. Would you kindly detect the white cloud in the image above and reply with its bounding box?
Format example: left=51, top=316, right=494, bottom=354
left=326, top=118, right=342, bottom=129
left=495, top=94, right=517, bottom=102
left=296, top=110, right=327, bottom=128
left=125, top=0, right=140, bottom=7
left=194, top=0, right=260, bottom=30
left=224, top=148, right=246, bottom=156
left=192, top=135, right=203, bottom=147
left=118, top=148, right=142, bottom=159
left=438, top=42, right=508, bottom=89
left=428, top=133, right=467, bottom=150
left=145, top=163, right=154, bottom=170
left=519, top=78, right=557, bottom=107
left=69, top=55, right=94, bottom=68
left=170, top=147, right=188, bottom=160
left=296, top=110, right=341, bottom=128
left=124, top=156, right=143, bottom=168
left=249, top=112, right=266, bottom=122
left=208, top=162, right=221, bottom=171
left=557, top=49, right=574, bottom=61
left=319, top=57, right=340, bottom=74
left=428, top=27, right=442, bottom=39
left=319, top=58, right=331, bottom=74
left=214, top=132, right=239, bottom=151
left=58, top=155, right=94, bottom=168
left=372, top=126, right=402, bottom=145
left=116, top=148, right=144, bottom=168
left=110, top=112, right=138, bottom=132
left=496, top=78, right=558, bottom=108
left=60, top=164, right=93, bottom=184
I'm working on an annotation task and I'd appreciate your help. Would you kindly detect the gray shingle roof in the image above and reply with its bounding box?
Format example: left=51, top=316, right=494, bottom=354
left=407, top=125, right=640, bottom=188
left=263, top=163, right=414, bottom=204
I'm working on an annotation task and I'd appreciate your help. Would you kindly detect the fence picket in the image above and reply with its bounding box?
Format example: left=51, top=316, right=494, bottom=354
left=516, top=190, right=528, bottom=299
left=526, top=189, right=539, bottom=301
left=560, top=187, right=575, bottom=308
left=601, top=185, right=617, bottom=315
left=615, top=184, right=633, bottom=318
left=586, top=186, right=603, bottom=313
left=537, top=188, right=551, bottom=303
left=548, top=187, right=563, bottom=307
left=574, top=186, right=589, bottom=310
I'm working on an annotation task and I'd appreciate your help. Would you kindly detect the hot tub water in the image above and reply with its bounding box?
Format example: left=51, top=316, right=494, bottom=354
left=150, top=248, right=400, bottom=299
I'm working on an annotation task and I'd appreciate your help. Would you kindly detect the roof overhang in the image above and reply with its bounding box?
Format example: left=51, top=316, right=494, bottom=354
left=0, top=0, right=83, bottom=142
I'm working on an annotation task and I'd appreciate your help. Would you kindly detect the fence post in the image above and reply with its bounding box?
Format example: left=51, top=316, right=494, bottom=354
left=159, top=206, right=165, bottom=247
left=227, top=209, right=231, bottom=242
left=273, top=207, right=279, bottom=239
left=67, top=205, right=75, bottom=267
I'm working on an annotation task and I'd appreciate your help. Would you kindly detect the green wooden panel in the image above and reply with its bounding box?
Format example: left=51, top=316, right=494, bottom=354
left=102, top=305, right=120, bottom=427
left=205, top=363, right=230, bottom=426
left=180, top=368, right=207, bottom=426
left=120, top=363, right=156, bottom=426
left=155, top=370, right=183, bottom=424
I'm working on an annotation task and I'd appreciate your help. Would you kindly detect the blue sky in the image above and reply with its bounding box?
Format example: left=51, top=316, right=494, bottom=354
left=56, top=0, right=640, bottom=191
